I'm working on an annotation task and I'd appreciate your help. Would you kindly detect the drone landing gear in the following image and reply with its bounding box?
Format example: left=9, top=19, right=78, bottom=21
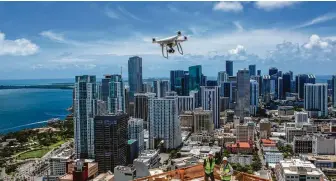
left=176, top=41, right=183, bottom=55
left=161, top=45, right=168, bottom=59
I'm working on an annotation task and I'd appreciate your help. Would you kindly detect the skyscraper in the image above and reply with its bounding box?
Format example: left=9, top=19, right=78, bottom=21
left=278, top=77, right=284, bottom=100
left=188, top=65, right=202, bottom=91
left=170, top=70, right=185, bottom=92
left=333, top=75, right=336, bottom=108
left=220, top=82, right=232, bottom=100
left=226, top=60, right=233, bottom=76
left=101, top=75, right=112, bottom=102
left=297, top=74, right=316, bottom=99
left=250, top=80, right=259, bottom=116
left=257, top=70, right=261, bottom=76
left=108, top=74, right=125, bottom=114
left=153, top=80, right=161, bottom=98
left=304, top=83, right=328, bottom=117
left=128, top=56, right=143, bottom=102
left=282, top=72, right=291, bottom=98
left=217, top=71, right=228, bottom=85
left=181, top=72, right=190, bottom=96
left=262, top=75, right=271, bottom=104
left=134, top=92, right=156, bottom=129
left=248, top=65, right=256, bottom=77
left=201, top=86, right=220, bottom=128
left=269, top=67, right=278, bottom=76
left=128, top=118, right=145, bottom=153
left=149, top=97, right=182, bottom=149
left=74, top=75, right=97, bottom=159
left=236, top=69, right=250, bottom=120
left=160, top=80, right=169, bottom=97
left=94, top=114, right=128, bottom=173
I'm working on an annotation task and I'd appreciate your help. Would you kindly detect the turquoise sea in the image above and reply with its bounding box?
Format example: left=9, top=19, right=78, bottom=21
left=0, top=79, right=73, bottom=134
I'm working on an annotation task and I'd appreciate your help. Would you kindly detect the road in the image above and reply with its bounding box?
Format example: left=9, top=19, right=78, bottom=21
left=255, top=131, right=266, bottom=170
left=2, top=140, right=73, bottom=180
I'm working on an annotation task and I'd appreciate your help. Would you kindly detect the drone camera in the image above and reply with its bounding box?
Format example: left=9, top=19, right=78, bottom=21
left=184, top=36, right=187, bottom=40
left=152, top=38, right=156, bottom=43
left=177, top=31, right=181, bottom=36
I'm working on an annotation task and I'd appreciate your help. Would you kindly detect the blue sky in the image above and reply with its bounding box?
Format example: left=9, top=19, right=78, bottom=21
left=1, top=1, right=336, bottom=79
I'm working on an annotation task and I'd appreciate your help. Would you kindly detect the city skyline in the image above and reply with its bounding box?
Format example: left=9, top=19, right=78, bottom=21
left=1, top=2, right=336, bottom=79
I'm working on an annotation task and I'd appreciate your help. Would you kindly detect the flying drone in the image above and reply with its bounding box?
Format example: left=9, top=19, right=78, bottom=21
left=152, top=31, right=188, bottom=59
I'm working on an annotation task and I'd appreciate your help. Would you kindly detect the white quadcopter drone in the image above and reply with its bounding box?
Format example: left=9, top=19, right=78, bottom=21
left=152, top=31, right=188, bottom=59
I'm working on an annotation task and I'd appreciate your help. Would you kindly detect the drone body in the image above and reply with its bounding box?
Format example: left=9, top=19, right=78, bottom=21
left=152, top=31, right=188, bottom=58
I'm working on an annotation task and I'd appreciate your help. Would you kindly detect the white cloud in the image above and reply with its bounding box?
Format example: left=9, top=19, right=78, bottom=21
left=40, top=31, right=65, bottom=42
left=213, top=2, right=243, bottom=13
left=233, top=21, right=244, bottom=32
left=293, top=13, right=336, bottom=29
left=117, top=6, right=147, bottom=22
left=255, top=1, right=297, bottom=11
left=0, top=32, right=39, bottom=56
left=104, top=7, right=120, bottom=19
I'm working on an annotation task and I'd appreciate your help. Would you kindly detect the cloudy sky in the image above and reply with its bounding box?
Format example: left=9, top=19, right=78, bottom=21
left=1, top=1, right=336, bottom=79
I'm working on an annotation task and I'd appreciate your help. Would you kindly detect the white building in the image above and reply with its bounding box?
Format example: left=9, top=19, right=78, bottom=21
left=217, top=71, right=228, bottom=85
left=108, top=75, right=125, bottom=114
left=265, top=152, right=284, bottom=164
left=250, top=80, right=259, bottom=116
left=128, top=118, right=145, bottom=153
left=177, top=95, right=195, bottom=114
left=74, top=75, right=97, bottom=159
left=49, top=149, right=73, bottom=176
left=304, top=83, right=328, bottom=117
left=133, top=150, right=160, bottom=178
left=149, top=97, right=182, bottom=149
left=114, top=166, right=136, bottom=181
left=236, top=123, right=255, bottom=142
left=295, top=112, right=309, bottom=126
left=312, top=135, right=336, bottom=155
left=275, top=159, right=325, bottom=181
left=201, top=86, right=220, bottom=128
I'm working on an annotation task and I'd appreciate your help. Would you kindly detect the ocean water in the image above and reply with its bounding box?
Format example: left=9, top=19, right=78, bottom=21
left=0, top=89, right=72, bottom=134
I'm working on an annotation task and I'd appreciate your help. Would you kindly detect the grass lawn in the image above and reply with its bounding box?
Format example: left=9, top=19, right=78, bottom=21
left=16, top=139, right=69, bottom=160
left=17, top=148, right=50, bottom=160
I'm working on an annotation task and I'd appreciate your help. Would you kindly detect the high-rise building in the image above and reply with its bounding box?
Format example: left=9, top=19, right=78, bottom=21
left=125, top=87, right=131, bottom=116
left=149, top=97, right=182, bottom=149
left=134, top=92, right=156, bottom=129
left=153, top=80, right=161, bottom=98
left=250, top=80, right=259, bottom=116
left=304, top=83, right=328, bottom=117
left=236, top=69, right=250, bottom=120
left=220, top=82, right=232, bottom=100
left=269, top=67, right=278, bottom=76
left=295, top=112, right=309, bottom=126
left=282, top=72, right=291, bottom=98
left=181, top=72, right=190, bottom=96
left=74, top=75, right=97, bottom=159
left=128, top=56, right=143, bottom=102
left=177, top=95, right=195, bottom=114
left=128, top=118, right=145, bottom=153
left=236, top=123, right=255, bottom=143
left=108, top=74, right=125, bottom=114
left=257, top=70, right=261, bottom=76
left=278, top=77, right=284, bottom=100
left=101, top=75, right=112, bottom=102
left=160, top=80, right=169, bottom=97
left=332, top=75, right=336, bottom=108
left=142, top=82, right=153, bottom=93
left=217, top=71, right=228, bottom=85
left=188, top=65, right=202, bottom=91
left=226, top=60, right=233, bottom=76
left=94, top=114, right=128, bottom=173
left=297, top=74, right=316, bottom=99
left=201, top=74, right=207, bottom=86
left=170, top=70, right=185, bottom=92
left=262, top=75, right=271, bottom=104
left=201, top=86, right=220, bottom=128
left=248, top=65, right=256, bottom=77
left=193, top=108, right=214, bottom=133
